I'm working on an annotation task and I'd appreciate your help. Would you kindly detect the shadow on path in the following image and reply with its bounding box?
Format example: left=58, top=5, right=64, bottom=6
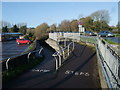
left=49, top=52, right=96, bottom=88
left=3, top=41, right=100, bottom=88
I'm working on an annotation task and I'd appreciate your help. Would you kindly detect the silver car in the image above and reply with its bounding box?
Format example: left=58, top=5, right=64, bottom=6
left=98, top=31, right=114, bottom=37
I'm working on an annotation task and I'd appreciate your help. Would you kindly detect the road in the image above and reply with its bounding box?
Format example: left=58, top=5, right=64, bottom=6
left=3, top=42, right=101, bottom=88
left=1, top=40, right=29, bottom=61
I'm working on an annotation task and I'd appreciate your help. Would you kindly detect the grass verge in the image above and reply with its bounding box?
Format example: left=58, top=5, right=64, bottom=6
left=80, top=37, right=96, bottom=44
left=77, top=41, right=96, bottom=52
left=104, top=39, right=120, bottom=45
left=114, top=34, right=120, bottom=37
left=22, top=41, right=36, bottom=54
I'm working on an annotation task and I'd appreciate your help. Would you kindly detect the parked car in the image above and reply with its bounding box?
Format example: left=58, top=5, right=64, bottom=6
left=98, top=31, right=114, bottom=37
left=85, top=31, right=96, bottom=36
left=16, top=39, right=31, bottom=44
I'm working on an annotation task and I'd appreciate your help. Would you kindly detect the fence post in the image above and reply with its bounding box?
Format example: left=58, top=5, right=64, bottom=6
left=39, top=47, right=43, bottom=54
left=64, top=38, right=67, bottom=47
left=68, top=45, right=70, bottom=56
left=72, top=41, right=74, bottom=51
left=58, top=55, right=62, bottom=67
left=54, top=56, right=58, bottom=70
left=63, top=50, right=65, bottom=60
left=6, top=58, right=10, bottom=70
left=28, top=52, right=31, bottom=63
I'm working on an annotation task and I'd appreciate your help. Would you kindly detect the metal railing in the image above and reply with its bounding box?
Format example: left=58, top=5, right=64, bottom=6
left=96, top=37, right=120, bottom=88
left=3, top=47, right=43, bottom=71
left=52, top=41, right=74, bottom=70
left=49, top=32, right=120, bottom=88
left=27, top=47, right=43, bottom=60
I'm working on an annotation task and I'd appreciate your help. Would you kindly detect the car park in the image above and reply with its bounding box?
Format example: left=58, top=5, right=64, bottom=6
left=16, top=39, right=31, bottom=44
left=98, top=31, right=114, bottom=37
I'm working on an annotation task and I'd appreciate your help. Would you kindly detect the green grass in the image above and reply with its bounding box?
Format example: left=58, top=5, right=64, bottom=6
left=115, top=34, right=120, bottom=37
left=79, top=36, right=120, bottom=45
left=22, top=41, right=36, bottom=54
left=27, top=42, right=36, bottom=51
left=104, top=39, right=120, bottom=45
left=80, top=37, right=97, bottom=44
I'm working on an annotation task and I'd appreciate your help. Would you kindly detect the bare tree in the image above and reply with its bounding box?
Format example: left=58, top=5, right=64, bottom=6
left=70, top=19, right=79, bottom=32
left=118, top=1, right=120, bottom=31
left=49, top=24, right=57, bottom=32
left=90, top=10, right=110, bottom=24
left=17, top=23, right=27, bottom=28
left=58, top=20, right=71, bottom=32
left=78, top=14, right=84, bottom=20
left=34, top=23, right=49, bottom=39
left=1, top=21, right=12, bottom=28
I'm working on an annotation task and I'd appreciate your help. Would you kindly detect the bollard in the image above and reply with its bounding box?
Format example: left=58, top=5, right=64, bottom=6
left=6, top=58, right=10, bottom=70
left=39, top=47, right=43, bottom=54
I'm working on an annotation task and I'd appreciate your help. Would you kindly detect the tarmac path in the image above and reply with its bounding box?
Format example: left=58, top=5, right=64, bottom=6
left=3, top=41, right=101, bottom=88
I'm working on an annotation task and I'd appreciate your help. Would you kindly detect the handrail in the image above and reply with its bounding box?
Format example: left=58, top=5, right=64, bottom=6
left=96, top=37, right=120, bottom=88
left=98, top=37, right=120, bottom=62
left=52, top=41, right=74, bottom=56
left=96, top=45, right=112, bottom=88
left=5, top=47, right=43, bottom=70
left=52, top=40, right=74, bottom=70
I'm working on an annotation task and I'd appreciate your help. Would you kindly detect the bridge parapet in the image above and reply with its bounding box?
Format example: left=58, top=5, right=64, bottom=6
left=96, top=37, right=120, bottom=88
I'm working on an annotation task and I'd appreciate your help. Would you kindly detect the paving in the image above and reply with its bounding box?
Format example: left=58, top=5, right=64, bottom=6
left=3, top=41, right=101, bottom=88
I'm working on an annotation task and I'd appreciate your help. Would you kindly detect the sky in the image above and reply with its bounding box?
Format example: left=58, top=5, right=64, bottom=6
left=2, top=2, right=118, bottom=28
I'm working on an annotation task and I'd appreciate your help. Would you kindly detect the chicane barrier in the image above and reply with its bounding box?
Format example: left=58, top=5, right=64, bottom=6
left=2, top=47, right=43, bottom=71
left=52, top=40, right=74, bottom=70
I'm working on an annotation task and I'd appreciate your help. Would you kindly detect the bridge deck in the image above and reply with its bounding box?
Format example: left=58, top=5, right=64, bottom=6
left=4, top=42, right=101, bottom=88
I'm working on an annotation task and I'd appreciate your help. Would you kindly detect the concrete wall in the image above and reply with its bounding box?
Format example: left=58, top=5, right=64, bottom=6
left=49, top=32, right=80, bottom=41
left=45, top=38, right=60, bottom=51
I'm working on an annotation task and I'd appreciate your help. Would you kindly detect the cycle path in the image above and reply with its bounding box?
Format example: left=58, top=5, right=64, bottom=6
left=4, top=42, right=101, bottom=88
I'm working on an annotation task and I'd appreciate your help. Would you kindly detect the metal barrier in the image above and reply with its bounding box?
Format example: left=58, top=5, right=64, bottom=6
left=28, top=47, right=43, bottom=60
left=52, top=41, right=74, bottom=70
left=4, top=47, right=43, bottom=71
left=96, top=37, right=120, bottom=88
